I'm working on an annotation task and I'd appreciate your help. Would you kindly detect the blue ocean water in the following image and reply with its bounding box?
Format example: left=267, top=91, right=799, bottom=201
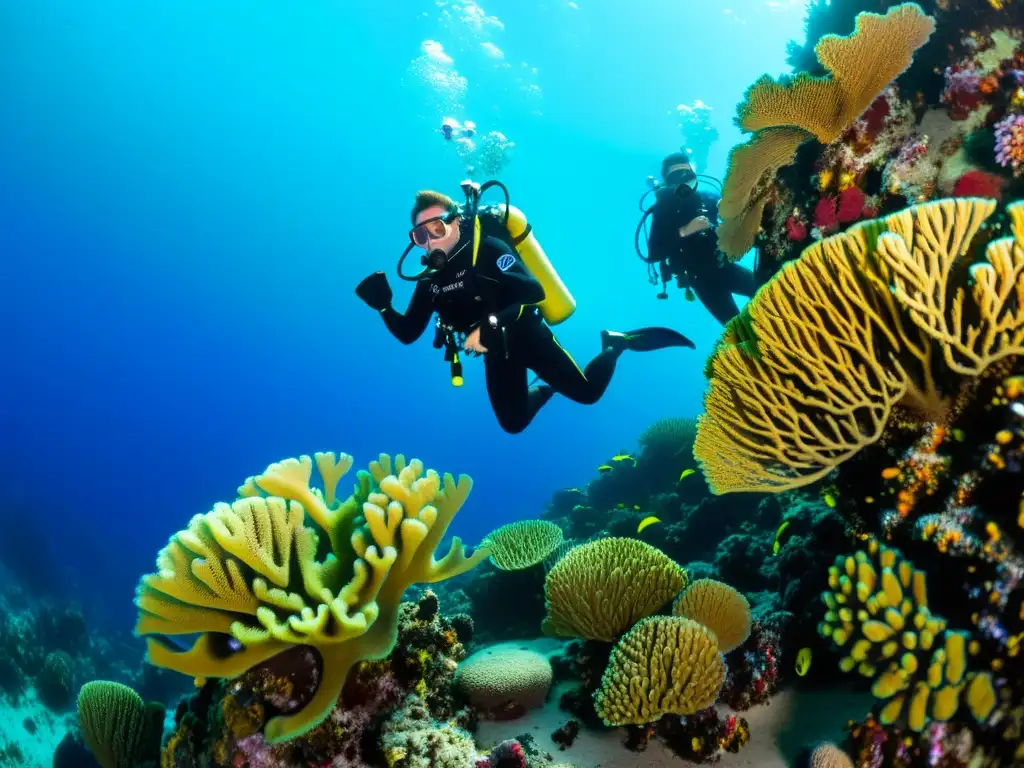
left=0, top=0, right=803, bottom=631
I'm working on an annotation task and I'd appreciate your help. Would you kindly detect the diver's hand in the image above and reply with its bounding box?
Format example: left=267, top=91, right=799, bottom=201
left=356, top=271, right=393, bottom=311
left=679, top=216, right=712, bottom=238
left=464, top=327, right=488, bottom=354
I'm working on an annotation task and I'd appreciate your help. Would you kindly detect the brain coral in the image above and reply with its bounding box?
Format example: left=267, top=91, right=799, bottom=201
left=673, top=578, right=752, bottom=653
left=482, top=520, right=564, bottom=570
left=454, top=642, right=553, bottom=716
left=542, top=537, right=687, bottom=641
left=593, top=616, right=726, bottom=727
left=809, top=742, right=855, bottom=768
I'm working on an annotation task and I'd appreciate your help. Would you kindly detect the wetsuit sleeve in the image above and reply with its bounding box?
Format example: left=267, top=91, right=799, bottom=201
left=380, top=282, right=433, bottom=344
left=477, top=236, right=545, bottom=326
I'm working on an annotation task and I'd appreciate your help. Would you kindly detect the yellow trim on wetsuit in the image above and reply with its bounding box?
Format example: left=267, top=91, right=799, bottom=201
left=551, top=334, right=586, bottom=378
left=472, top=215, right=482, bottom=267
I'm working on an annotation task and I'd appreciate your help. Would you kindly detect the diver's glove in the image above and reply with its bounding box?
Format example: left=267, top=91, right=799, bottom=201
left=356, top=271, right=393, bottom=311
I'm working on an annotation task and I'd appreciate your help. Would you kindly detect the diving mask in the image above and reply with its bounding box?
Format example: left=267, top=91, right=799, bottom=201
left=665, top=164, right=697, bottom=189
left=409, top=212, right=458, bottom=247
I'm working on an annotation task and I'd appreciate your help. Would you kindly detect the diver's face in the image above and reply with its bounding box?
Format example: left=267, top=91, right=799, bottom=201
left=666, top=164, right=697, bottom=190
left=413, top=206, right=461, bottom=255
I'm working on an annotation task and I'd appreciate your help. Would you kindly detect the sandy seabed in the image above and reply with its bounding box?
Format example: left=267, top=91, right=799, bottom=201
left=477, top=684, right=875, bottom=768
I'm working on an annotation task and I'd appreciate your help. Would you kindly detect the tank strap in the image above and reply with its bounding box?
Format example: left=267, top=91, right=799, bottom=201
left=512, top=222, right=532, bottom=247
left=471, top=215, right=482, bottom=267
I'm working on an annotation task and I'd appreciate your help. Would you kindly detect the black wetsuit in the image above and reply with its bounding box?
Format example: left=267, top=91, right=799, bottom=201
left=647, top=184, right=756, bottom=325
left=381, top=221, right=621, bottom=434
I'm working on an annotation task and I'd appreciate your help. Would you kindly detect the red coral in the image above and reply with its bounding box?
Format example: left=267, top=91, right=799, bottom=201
left=785, top=215, right=807, bottom=241
left=952, top=170, right=1006, bottom=201
left=942, top=64, right=986, bottom=120
left=813, top=197, right=838, bottom=232
left=837, top=186, right=867, bottom=223
left=860, top=93, right=891, bottom=136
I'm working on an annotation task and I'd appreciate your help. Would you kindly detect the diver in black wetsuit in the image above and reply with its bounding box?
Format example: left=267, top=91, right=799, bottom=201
left=638, top=153, right=757, bottom=326
left=356, top=187, right=694, bottom=434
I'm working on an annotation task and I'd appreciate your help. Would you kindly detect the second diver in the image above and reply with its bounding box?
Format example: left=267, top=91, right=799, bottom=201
left=356, top=181, right=695, bottom=434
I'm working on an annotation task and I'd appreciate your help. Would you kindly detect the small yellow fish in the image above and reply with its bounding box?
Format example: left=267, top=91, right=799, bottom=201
left=772, top=520, right=792, bottom=555
left=597, top=464, right=613, bottom=474
left=795, top=647, right=812, bottom=676
left=679, top=468, right=697, bottom=481
left=823, top=492, right=837, bottom=508
left=637, top=515, right=661, bottom=533
left=611, top=453, right=636, bottom=463
left=616, top=503, right=625, bottom=509
left=633, top=504, right=641, bottom=511
left=952, top=429, right=965, bottom=442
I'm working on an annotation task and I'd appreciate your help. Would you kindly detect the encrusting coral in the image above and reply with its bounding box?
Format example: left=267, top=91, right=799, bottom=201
left=695, top=197, right=1024, bottom=495
left=592, top=616, right=726, bottom=727
left=817, top=538, right=996, bottom=732
left=482, top=520, right=564, bottom=571
left=717, top=3, right=935, bottom=258
left=134, top=452, right=489, bottom=744
left=672, top=579, right=752, bottom=654
left=541, top=537, right=688, bottom=642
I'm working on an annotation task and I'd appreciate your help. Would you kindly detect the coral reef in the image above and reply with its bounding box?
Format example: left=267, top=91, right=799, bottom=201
left=160, top=592, right=473, bottom=768
left=135, top=451, right=490, bottom=743
left=672, top=578, right=753, bottom=653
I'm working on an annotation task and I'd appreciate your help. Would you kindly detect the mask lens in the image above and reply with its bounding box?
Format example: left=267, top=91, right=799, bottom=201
left=410, top=217, right=450, bottom=246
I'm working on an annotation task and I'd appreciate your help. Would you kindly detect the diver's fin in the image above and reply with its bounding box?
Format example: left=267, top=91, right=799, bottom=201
left=601, top=327, right=696, bottom=352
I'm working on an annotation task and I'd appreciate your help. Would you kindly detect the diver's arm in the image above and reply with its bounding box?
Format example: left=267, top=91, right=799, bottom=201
left=380, top=282, right=433, bottom=344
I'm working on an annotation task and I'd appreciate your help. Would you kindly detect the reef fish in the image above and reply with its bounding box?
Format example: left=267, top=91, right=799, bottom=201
left=637, top=516, right=661, bottom=533
left=773, top=520, right=794, bottom=555
left=597, top=464, right=613, bottom=474
left=610, top=453, right=636, bottom=463
left=795, top=647, right=812, bottom=676
left=679, top=468, right=697, bottom=481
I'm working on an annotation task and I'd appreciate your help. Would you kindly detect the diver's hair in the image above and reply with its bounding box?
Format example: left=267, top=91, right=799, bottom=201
left=411, top=190, right=459, bottom=225
left=661, top=152, right=692, bottom=179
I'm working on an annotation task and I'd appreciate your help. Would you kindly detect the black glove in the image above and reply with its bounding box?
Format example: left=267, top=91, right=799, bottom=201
left=356, top=271, right=393, bottom=311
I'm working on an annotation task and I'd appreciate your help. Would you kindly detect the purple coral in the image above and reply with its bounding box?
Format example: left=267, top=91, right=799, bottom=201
left=994, top=113, right=1024, bottom=177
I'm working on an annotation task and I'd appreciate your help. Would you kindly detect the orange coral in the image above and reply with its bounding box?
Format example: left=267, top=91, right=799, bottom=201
left=737, top=4, right=935, bottom=144
left=695, top=197, right=1024, bottom=494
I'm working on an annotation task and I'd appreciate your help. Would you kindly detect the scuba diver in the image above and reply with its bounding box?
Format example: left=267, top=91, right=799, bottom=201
left=356, top=180, right=695, bottom=434
left=636, top=152, right=757, bottom=325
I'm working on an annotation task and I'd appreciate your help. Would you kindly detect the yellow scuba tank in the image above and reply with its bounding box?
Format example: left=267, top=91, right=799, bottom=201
left=495, top=204, right=576, bottom=325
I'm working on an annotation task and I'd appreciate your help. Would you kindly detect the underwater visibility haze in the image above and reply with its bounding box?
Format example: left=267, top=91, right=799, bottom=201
left=2, top=0, right=1024, bottom=767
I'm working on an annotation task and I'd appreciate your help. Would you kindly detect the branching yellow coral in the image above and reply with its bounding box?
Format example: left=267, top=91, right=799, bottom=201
left=818, top=539, right=995, bottom=731
left=673, top=579, right=752, bottom=653
left=695, top=197, right=1024, bottom=495
left=737, top=4, right=935, bottom=144
left=482, top=520, right=564, bottom=570
left=135, top=452, right=489, bottom=744
left=542, top=538, right=687, bottom=641
left=593, top=616, right=726, bottom=726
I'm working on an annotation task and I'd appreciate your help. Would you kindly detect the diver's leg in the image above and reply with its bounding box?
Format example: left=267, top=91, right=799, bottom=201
left=692, top=273, right=743, bottom=326
left=484, top=351, right=532, bottom=434
left=725, top=261, right=758, bottom=298
left=522, top=322, right=619, bottom=406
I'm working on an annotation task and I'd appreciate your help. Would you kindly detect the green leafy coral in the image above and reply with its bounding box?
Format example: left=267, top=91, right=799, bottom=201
left=77, top=681, right=163, bottom=768
left=134, top=451, right=490, bottom=744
